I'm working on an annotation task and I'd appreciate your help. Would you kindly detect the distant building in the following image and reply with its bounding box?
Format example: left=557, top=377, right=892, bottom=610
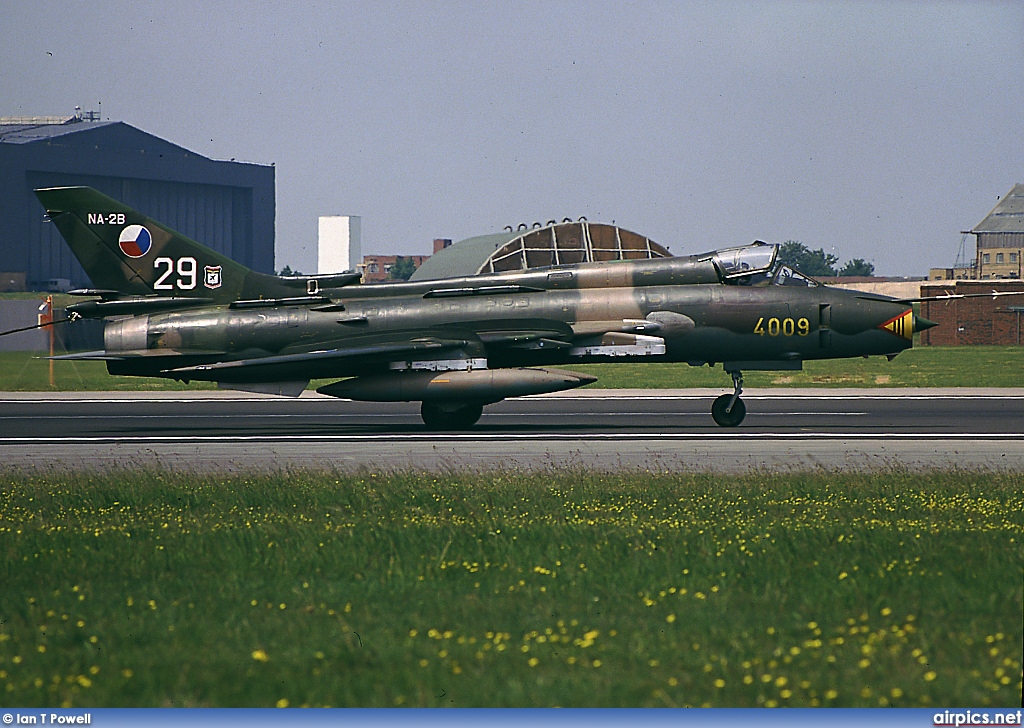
left=882, top=182, right=1024, bottom=343
left=920, top=279, right=1024, bottom=346
left=359, top=254, right=430, bottom=282
left=921, top=185, right=1024, bottom=343
left=828, top=277, right=924, bottom=301
left=972, top=183, right=1024, bottom=280
left=318, top=215, right=361, bottom=274
left=927, top=267, right=975, bottom=281
left=930, top=184, right=1024, bottom=281
left=0, top=112, right=275, bottom=289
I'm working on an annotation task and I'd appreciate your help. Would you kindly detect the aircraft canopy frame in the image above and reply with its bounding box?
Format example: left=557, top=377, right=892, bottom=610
left=708, top=243, right=778, bottom=280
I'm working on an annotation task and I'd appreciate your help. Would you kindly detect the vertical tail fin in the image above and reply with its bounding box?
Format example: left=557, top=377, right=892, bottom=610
left=34, top=186, right=255, bottom=301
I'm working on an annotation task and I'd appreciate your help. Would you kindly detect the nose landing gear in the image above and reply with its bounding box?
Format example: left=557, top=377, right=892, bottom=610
left=711, top=370, right=746, bottom=427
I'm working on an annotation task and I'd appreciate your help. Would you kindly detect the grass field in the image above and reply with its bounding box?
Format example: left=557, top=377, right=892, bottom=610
left=1, top=346, right=1023, bottom=391
left=574, top=345, right=1024, bottom=388
left=1, top=470, right=1020, bottom=707
left=0, top=352, right=216, bottom=392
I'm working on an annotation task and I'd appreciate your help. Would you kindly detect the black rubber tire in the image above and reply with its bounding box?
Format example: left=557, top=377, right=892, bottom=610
left=711, top=394, right=746, bottom=427
left=420, top=402, right=484, bottom=430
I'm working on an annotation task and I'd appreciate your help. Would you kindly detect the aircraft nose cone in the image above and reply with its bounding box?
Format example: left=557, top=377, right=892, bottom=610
left=914, top=315, right=938, bottom=332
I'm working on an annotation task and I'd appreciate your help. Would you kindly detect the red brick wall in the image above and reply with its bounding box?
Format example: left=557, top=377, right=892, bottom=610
left=360, top=255, right=430, bottom=282
left=921, top=281, right=1024, bottom=345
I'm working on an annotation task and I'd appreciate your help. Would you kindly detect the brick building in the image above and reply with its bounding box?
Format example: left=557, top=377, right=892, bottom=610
left=920, top=280, right=1024, bottom=346
left=359, top=254, right=430, bottom=282
left=359, top=240, right=450, bottom=282
left=918, top=184, right=1024, bottom=344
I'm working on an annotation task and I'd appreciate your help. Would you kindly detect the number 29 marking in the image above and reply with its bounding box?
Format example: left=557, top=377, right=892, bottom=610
left=154, top=256, right=197, bottom=290
left=754, top=317, right=810, bottom=336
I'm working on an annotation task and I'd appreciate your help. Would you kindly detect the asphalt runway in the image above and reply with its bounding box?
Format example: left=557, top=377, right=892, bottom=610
left=2, top=388, right=1024, bottom=473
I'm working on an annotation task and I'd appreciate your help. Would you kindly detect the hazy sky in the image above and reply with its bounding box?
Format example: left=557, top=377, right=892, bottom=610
left=4, top=0, right=1022, bottom=275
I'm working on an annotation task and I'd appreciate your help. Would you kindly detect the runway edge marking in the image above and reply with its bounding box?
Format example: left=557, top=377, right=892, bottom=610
left=4, top=432, right=1024, bottom=444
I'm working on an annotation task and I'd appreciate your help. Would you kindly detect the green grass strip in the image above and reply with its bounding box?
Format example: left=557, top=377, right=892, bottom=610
left=1, top=470, right=1021, bottom=706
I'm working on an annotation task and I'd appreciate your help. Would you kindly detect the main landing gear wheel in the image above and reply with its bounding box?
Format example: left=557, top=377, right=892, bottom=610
left=711, top=369, right=746, bottom=427
left=420, top=402, right=484, bottom=430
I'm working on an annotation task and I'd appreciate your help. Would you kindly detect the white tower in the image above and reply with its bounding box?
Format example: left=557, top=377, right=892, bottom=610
left=318, top=215, right=362, bottom=274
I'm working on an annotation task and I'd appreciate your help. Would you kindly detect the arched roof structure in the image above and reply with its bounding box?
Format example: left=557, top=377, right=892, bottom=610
left=410, top=221, right=670, bottom=281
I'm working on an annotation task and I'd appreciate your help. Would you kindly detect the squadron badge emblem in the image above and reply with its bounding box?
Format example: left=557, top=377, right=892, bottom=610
left=204, top=265, right=222, bottom=289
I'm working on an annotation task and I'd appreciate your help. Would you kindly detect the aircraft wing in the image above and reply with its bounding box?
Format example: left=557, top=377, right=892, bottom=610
left=156, top=318, right=585, bottom=381
left=157, top=316, right=680, bottom=376
left=162, top=336, right=469, bottom=377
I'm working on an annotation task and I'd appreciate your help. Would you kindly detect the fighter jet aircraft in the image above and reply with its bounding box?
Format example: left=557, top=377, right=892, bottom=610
left=29, top=186, right=936, bottom=428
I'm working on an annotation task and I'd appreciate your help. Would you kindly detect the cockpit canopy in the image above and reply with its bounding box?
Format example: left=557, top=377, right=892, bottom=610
left=711, top=243, right=777, bottom=279
left=708, top=242, right=819, bottom=287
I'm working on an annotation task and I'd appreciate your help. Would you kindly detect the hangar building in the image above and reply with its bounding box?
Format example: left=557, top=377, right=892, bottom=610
left=0, top=112, right=275, bottom=290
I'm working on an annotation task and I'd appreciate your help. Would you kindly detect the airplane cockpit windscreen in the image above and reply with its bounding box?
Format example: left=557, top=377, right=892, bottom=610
left=771, top=265, right=818, bottom=287
left=711, top=243, right=819, bottom=287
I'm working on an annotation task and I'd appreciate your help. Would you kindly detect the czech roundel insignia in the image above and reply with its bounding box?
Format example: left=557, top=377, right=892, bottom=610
left=118, top=225, right=153, bottom=258
left=205, top=265, right=223, bottom=289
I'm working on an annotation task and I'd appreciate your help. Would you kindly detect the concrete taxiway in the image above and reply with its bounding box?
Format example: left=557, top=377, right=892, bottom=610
left=1, top=388, right=1023, bottom=473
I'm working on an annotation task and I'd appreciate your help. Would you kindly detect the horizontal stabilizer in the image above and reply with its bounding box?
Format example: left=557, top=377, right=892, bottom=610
left=68, top=296, right=213, bottom=318
left=46, top=350, right=120, bottom=361
left=67, top=289, right=123, bottom=299
left=47, top=347, right=227, bottom=361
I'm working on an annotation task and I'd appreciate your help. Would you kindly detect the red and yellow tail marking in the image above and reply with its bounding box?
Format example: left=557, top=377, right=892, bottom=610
left=879, top=310, right=913, bottom=340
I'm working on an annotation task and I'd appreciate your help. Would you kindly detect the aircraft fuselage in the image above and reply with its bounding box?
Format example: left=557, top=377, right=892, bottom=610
left=103, top=276, right=913, bottom=383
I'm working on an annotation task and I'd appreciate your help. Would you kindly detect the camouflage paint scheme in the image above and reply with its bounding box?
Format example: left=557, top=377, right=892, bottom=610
left=33, top=186, right=933, bottom=428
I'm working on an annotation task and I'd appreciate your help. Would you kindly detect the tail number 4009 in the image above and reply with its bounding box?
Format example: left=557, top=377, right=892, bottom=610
left=754, top=316, right=810, bottom=336
left=153, top=256, right=197, bottom=290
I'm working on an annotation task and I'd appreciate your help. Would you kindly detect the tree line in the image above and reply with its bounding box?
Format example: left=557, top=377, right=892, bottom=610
left=777, top=241, right=875, bottom=277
